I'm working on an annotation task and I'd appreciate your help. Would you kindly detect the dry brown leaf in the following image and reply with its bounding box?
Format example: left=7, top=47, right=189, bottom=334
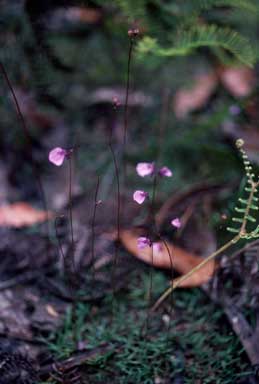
left=119, top=229, right=216, bottom=288
left=173, top=73, right=217, bottom=118
left=219, top=66, right=255, bottom=97
left=0, top=202, right=51, bottom=228
left=66, top=7, right=102, bottom=24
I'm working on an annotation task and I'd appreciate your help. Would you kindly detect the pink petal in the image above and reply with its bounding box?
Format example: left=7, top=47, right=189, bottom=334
left=159, top=166, right=173, bottom=177
left=133, top=190, right=149, bottom=204
left=112, top=96, right=120, bottom=108
left=171, top=218, right=181, bottom=228
left=153, top=242, right=162, bottom=253
left=136, top=162, right=155, bottom=177
left=49, top=147, right=67, bottom=166
left=137, top=236, right=151, bottom=249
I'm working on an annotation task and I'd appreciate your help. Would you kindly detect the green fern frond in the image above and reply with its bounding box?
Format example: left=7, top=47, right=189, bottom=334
left=137, top=25, right=255, bottom=67
left=162, top=0, right=258, bottom=15
left=226, top=227, right=240, bottom=233
left=112, top=0, right=146, bottom=20
left=194, top=0, right=258, bottom=13
left=227, top=139, right=259, bottom=237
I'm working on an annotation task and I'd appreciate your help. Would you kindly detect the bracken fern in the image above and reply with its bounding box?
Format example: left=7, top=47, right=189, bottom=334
left=137, top=25, right=256, bottom=67
left=227, top=139, right=259, bottom=240
left=153, top=139, right=259, bottom=310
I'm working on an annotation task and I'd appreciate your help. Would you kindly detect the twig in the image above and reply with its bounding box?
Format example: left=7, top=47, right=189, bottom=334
left=220, top=296, right=259, bottom=365
left=39, top=343, right=117, bottom=377
left=0, top=271, right=42, bottom=290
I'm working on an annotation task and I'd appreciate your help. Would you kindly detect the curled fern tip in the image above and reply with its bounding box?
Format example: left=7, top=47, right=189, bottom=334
left=236, top=138, right=244, bottom=148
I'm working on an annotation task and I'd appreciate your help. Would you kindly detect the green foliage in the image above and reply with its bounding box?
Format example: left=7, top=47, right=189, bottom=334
left=137, top=25, right=255, bottom=66
left=112, top=0, right=258, bottom=67
left=227, top=141, right=259, bottom=239
left=43, top=271, right=251, bottom=384
left=186, top=0, right=259, bottom=13
left=112, top=0, right=147, bottom=20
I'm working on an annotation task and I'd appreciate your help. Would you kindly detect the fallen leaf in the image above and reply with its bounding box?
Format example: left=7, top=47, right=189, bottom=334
left=173, top=72, right=217, bottom=118
left=0, top=202, right=51, bottom=228
left=119, top=229, right=216, bottom=287
left=64, top=7, right=102, bottom=24
left=219, top=66, right=255, bottom=97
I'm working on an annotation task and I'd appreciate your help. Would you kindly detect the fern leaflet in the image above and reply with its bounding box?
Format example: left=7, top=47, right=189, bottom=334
left=137, top=25, right=255, bottom=67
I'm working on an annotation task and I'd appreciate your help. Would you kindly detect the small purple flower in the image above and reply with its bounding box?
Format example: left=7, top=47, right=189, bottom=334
left=171, top=218, right=181, bottom=228
left=137, top=236, right=151, bottom=249
left=229, top=105, right=241, bottom=116
left=133, top=190, right=149, bottom=204
left=136, top=162, right=155, bottom=177
left=153, top=242, right=162, bottom=253
left=128, top=28, right=140, bottom=38
left=159, top=166, right=173, bottom=177
left=49, top=147, right=67, bottom=166
left=112, top=96, right=120, bottom=109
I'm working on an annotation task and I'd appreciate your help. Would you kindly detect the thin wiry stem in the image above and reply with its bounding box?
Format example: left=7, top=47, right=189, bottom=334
left=158, top=235, right=174, bottom=341
left=0, top=62, right=50, bottom=247
left=68, top=156, right=76, bottom=275
left=67, top=157, right=78, bottom=347
left=152, top=235, right=240, bottom=311
left=109, top=32, right=134, bottom=309
left=143, top=242, right=154, bottom=334
left=0, top=63, right=31, bottom=141
left=54, top=216, right=66, bottom=268
left=54, top=159, right=78, bottom=348
left=109, top=141, right=121, bottom=299
left=91, top=175, right=100, bottom=279
left=54, top=216, right=74, bottom=300
left=107, top=112, right=121, bottom=305
left=123, top=39, right=134, bottom=148
left=143, top=174, right=159, bottom=334
left=155, top=234, right=174, bottom=310
left=148, top=174, right=158, bottom=296
left=121, top=36, right=134, bottom=220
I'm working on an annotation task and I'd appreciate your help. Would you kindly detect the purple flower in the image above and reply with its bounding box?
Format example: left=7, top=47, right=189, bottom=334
left=112, top=96, right=120, bottom=109
left=49, top=147, right=67, bottom=166
left=229, top=105, right=241, bottom=116
left=153, top=242, right=162, bottom=253
left=128, top=28, right=140, bottom=38
left=133, top=190, right=149, bottom=204
left=136, top=162, right=155, bottom=177
left=159, top=166, right=173, bottom=177
left=171, top=218, right=181, bottom=228
left=137, top=237, right=151, bottom=249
